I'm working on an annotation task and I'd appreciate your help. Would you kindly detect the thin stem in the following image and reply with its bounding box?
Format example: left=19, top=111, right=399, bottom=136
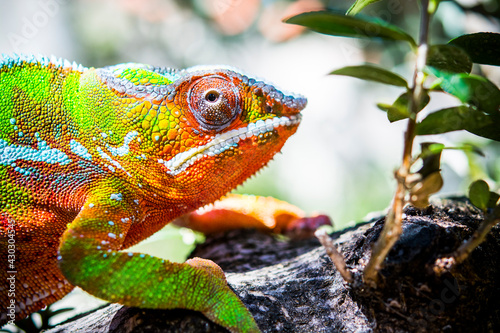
left=434, top=203, right=500, bottom=274
left=453, top=204, right=500, bottom=264
left=315, top=229, right=353, bottom=283
left=363, top=0, right=432, bottom=286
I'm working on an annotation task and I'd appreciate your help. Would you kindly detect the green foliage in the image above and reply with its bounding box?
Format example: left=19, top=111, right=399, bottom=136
left=450, top=33, right=500, bottom=66
left=378, top=91, right=430, bottom=122
left=285, top=0, right=500, bottom=284
left=284, top=11, right=416, bottom=47
left=427, top=67, right=500, bottom=114
left=330, top=64, right=408, bottom=88
left=427, top=45, right=472, bottom=74
left=489, top=192, right=500, bottom=208
left=287, top=9, right=500, bottom=144
left=417, top=65, right=500, bottom=141
left=469, top=180, right=495, bottom=211
left=416, top=106, right=499, bottom=141
left=346, top=0, right=383, bottom=16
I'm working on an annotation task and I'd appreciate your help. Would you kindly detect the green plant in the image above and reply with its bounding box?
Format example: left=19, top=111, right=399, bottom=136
left=444, top=180, right=500, bottom=265
left=285, top=0, right=500, bottom=286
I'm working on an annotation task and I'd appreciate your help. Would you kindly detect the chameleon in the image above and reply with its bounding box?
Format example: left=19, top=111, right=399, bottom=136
left=0, top=54, right=325, bottom=332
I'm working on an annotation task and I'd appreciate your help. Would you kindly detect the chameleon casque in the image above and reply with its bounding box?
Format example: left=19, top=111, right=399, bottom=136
left=0, top=54, right=321, bottom=332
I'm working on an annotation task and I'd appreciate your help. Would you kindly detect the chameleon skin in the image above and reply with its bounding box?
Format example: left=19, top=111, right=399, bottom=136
left=0, top=54, right=306, bottom=332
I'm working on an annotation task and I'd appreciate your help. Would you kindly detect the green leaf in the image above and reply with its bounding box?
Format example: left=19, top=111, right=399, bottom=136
left=427, top=67, right=500, bottom=114
left=449, top=32, right=500, bottom=66
left=465, top=111, right=500, bottom=141
left=377, top=91, right=430, bottom=122
left=284, top=11, right=416, bottom=47
left=427, top=45, right=472, bottom=73
left=488, top=192, right=500, bottom=208
left=377, top=101, right=410, bottom=122
left=330, top=64, right=408, bottom=87
left=346, top=0, right=382, bottom=15
left=386, top=93, right=411, bottom=122
left=416, top=106, right=500, bottom=141
left=416, top=106, right=469, bottom=135
left=469, top=179, right=490, bottom=211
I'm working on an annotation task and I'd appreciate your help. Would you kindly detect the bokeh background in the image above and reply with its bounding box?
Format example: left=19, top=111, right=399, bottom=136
left=1, top=0, right=499, bottom=327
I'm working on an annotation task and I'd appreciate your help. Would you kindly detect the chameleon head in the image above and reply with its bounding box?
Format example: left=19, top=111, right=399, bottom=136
left=100, top=64, right=305, bottom=201
left=156, top=67, right=305, bottom=197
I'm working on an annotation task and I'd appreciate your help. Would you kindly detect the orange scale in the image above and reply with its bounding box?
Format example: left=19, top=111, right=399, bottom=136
left=162, top=145, right=172, bottom=155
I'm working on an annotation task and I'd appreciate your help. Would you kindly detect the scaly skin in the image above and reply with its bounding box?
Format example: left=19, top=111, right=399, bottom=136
left=0, top=54, right=307, bottom=332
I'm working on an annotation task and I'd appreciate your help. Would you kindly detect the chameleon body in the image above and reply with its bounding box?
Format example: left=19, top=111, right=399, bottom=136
left=0, top=54, right=308, bottom=332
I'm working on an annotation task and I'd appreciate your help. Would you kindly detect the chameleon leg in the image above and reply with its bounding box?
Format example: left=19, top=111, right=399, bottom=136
left=57, top=184, right=260, bottom=333
left=174, top=193, right=332, bottom=238
left=0, top=208, right=74, bottom=322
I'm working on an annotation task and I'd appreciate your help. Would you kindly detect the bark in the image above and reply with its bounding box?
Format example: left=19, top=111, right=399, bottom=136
left=45, top=198, right=500, bottom=332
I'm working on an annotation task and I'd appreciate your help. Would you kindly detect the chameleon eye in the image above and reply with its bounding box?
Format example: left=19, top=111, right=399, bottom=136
left=188, top=76, right=241, bottom=131
left=205, top=90, right=220, bottom=102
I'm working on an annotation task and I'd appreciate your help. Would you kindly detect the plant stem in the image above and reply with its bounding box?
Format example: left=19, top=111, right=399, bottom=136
left=363, top=0, right=431, bottom=286
left=453, top=203, right=500, bottom=264
left=315, top=229, right=353, bottom=283
left=434, top=203, right=500, bottom=274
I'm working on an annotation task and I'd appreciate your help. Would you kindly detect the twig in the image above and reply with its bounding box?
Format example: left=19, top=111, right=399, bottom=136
left=454, top=204, right=500, bottom=263
left=315, top=229, right=353, bottom=283
left=435, top=203, right=500, bottom=273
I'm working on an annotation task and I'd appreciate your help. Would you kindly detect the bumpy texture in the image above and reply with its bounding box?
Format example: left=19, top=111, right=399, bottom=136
left=0, top=54, right=306, bottom=333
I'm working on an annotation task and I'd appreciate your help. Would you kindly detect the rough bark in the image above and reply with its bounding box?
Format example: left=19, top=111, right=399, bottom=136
left=45, top=198, right=500, bottom=332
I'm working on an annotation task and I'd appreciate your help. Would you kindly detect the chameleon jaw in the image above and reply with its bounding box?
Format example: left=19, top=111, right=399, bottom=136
left=159, top=114, right=302, bottom=176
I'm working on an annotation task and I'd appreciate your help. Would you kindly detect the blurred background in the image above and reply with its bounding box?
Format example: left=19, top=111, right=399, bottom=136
left=1, top=0, right=499, bottom=328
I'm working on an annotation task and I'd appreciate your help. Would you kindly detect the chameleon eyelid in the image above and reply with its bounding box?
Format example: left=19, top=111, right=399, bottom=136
left=187, top=76, right=241, bottom=132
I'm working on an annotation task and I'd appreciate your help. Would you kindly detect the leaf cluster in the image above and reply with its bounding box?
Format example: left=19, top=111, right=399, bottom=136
left=285, top=3, right=499, bottom=207
left=285, top=0, right=499, bottom=281
left=285, top=10, right=500, bottom=142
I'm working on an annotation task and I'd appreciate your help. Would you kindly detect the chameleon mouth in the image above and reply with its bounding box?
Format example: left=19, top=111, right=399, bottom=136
left=159, top=114, right=301, bottom=176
